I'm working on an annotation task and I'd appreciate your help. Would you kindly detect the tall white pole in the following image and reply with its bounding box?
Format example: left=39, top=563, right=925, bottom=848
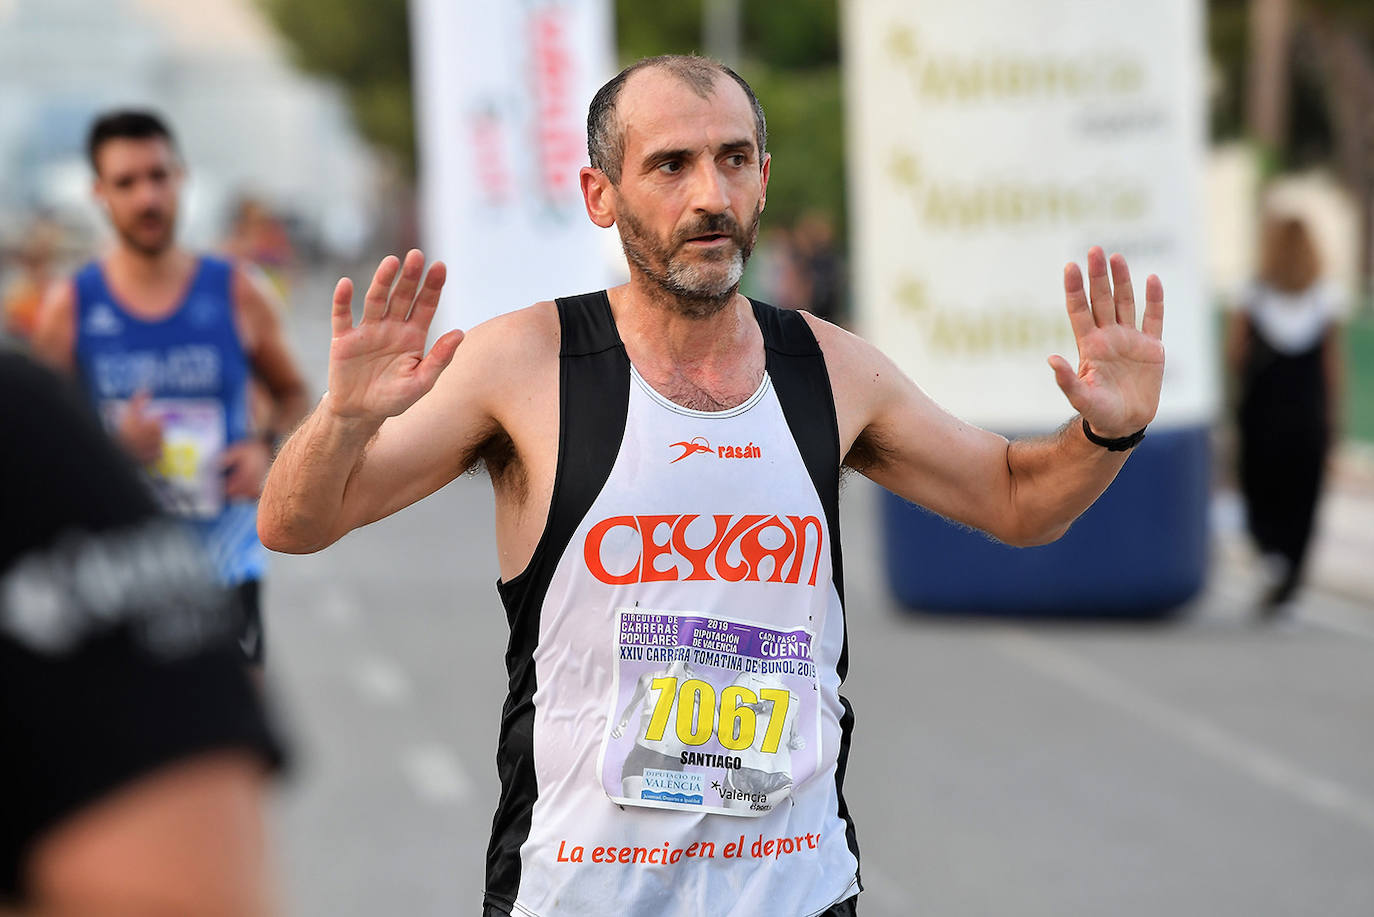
left=703, top=0, right=742, bottom=67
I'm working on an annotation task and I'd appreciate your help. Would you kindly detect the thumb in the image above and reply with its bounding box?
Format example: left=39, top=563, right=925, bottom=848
left=1048, top=355, right=1085, bottom=403
left=418, top=328, right=466, bottom=388
left=129, top=388, right=152, bottom=413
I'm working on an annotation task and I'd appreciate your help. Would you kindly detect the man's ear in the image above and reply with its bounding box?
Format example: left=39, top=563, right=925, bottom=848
left=758, top=152, right=771, bottom=215
left=580, top=167, right=616, bottom=229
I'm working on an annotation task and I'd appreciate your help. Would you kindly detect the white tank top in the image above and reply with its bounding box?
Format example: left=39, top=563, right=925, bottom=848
left=486, top=295, right=860, bottom=917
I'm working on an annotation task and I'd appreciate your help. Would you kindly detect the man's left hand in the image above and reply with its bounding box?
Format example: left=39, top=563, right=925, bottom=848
left=223, top=439, right=272, bottom=500
left=1049, top=247, right=1165, bottom=439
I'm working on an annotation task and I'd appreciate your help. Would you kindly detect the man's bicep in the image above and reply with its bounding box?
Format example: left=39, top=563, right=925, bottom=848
left=827, top=331, right=1014, bottom=536
left=234, top=270, right=308, bottom=410
left=859, top=382, right=1013, bottom=526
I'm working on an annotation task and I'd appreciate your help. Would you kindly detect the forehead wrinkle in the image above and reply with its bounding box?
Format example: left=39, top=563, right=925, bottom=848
left=619, top=83, right=758, bottom=170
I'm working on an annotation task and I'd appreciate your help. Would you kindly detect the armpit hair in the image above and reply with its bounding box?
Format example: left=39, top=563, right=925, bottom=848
left=466, top=426, right=527, bottom=498
left=843, top=426, right=894, bottom=476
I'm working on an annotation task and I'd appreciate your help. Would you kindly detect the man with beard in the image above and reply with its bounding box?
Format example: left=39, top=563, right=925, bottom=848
left=33, top=110, right=308, bottom=668
left=259, top=55, right=1166, bottom=917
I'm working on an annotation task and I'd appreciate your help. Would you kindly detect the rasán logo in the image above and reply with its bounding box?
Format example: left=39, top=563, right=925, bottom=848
left=669, top=437, right=763, bottom=464
left=669, top=437, right=715, bottom=464
left=584, top=513, right=824, bottom=586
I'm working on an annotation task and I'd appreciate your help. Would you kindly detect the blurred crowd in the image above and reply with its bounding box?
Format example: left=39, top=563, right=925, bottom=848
left=744, top=212, right=846, bottom=325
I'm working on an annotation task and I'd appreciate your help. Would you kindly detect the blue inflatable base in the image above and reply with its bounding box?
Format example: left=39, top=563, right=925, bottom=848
left=882, top=424, right=1211, bottom=618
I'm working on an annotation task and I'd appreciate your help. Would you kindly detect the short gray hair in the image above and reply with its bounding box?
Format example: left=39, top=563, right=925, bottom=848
left=586, top=54, right=768, bottom=184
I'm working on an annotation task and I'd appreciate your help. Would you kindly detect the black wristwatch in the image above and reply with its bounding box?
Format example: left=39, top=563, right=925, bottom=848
left=1081, top=417, right=1146, bottom=452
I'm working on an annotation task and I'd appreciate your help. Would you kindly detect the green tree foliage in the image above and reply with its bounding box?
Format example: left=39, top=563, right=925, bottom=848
left=257, top=0, right=416, bottom=172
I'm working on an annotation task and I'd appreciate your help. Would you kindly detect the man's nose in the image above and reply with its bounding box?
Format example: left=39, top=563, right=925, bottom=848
left=688, top=161, right=730, bottom=214
left=136, top=178, right=166, bottom=210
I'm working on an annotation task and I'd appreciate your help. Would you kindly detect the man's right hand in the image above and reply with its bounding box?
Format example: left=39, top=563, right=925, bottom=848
left=117, top=389, right=164, bottom=465
left=326, top=250, right=465, bottom=425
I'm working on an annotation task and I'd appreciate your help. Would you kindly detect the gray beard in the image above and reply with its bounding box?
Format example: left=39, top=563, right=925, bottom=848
left=618, top=206, right=758, bottom=320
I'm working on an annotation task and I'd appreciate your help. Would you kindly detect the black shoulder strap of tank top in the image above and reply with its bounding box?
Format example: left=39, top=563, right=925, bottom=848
left=497, top=290, right=629, bottom=610
left=547, top=290, right=632, bottom=553
left=750, top=299, right=845, bottom=611
left=485, top=290, right=629, bottom=912
left=750, top=299, right=861, bottom=884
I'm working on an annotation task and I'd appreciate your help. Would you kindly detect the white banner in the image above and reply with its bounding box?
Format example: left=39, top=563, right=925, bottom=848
left=409, top=0, right=617, bottom=330
left=843, top=0, right=1215, bottom=431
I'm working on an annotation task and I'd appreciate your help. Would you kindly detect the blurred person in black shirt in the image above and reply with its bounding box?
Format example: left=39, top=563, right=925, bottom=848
left=1226, top=214, right=1345, bottom=616
left=0, top=349, right=283, bottom=915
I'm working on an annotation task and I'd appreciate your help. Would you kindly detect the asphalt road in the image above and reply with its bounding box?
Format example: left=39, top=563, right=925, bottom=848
left=264, top=271, right=1374, bottom=917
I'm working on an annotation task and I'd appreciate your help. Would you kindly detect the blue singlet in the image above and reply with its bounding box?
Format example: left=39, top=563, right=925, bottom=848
left=72, top=256, right=266, bottom=585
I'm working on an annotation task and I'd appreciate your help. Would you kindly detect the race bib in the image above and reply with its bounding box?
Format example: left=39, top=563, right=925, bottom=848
left=599, top=608, right=821, bottom=817
left=105, top=398, right=226, bottom=519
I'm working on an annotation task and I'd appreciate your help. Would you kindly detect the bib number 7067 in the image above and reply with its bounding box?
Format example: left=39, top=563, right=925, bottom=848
left=643, top=677, right=791, bottom=752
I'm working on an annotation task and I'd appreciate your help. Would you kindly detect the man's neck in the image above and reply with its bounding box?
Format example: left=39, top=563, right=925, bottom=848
left=609, top=277, right=755, bottom=373
left=102, top=245, right=198, bottom=319
left=607, top=274, right=766, bottom=412
left=105, top=244, right=193, bottom=287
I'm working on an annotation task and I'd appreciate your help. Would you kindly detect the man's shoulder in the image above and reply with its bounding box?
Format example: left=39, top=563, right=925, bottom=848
left=788, top=310, right=896, bottom=388
left=461, top=300, right=561, bottom=368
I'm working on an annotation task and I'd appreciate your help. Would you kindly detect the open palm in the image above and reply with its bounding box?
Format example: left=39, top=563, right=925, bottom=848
left=1049, top=247, right=1166, bottom=439
left=328, top=250, right=465, bottom=421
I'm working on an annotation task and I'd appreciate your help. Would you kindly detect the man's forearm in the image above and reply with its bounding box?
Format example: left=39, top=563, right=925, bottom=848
left=1004, top=417, right=1132, bottom=546
left=258, top=395, right=380, bottom=553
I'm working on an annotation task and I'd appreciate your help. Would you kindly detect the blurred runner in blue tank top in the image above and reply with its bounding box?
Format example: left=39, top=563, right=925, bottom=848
left=33, top=110, right=309, bottom=667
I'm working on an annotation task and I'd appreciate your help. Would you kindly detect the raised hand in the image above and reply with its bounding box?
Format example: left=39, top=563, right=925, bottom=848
left=1048, top=247, right=1165, bottom=439
left=326, top=250, right=465, bottom=423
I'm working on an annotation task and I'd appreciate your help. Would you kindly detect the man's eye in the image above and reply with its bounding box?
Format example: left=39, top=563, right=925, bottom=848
left=659, top=160, right=682, bottom=174
left=727, top=154, right=746, bottom=167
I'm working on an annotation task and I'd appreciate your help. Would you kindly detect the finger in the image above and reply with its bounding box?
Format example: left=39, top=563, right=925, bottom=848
left=417, top=328, right=466, bottom=389
left=361, top=256, right=400, bottom=322
left=1143, top=274, right=1165, bottom=339
left=130, top=388, right=152, bottom=412
left=1048, top=354, right=1086, bottom=404
left=1086, top=246, right=1114, bottom=327
left=406, top=261, right=448, bottom=327
left=331, top=277, right=354, bottom=336
left=1062, top=263, right=1095, bottom=341
left=1109, top=252, right=1135, bottom=327
left=386, top=249, right=426, bottom=320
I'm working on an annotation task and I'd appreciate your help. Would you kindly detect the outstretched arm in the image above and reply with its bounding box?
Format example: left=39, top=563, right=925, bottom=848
left=826, top=247, right=1165, bottom=547
left=258, top=250, right=471, bottom=553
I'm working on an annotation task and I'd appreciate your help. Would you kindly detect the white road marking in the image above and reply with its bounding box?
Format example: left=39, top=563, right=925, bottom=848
left=992, top=630, right=1374, bottom=836
left=353, top=656, right=413, bottom=706
left=401, top=743, right=473, bottom=805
